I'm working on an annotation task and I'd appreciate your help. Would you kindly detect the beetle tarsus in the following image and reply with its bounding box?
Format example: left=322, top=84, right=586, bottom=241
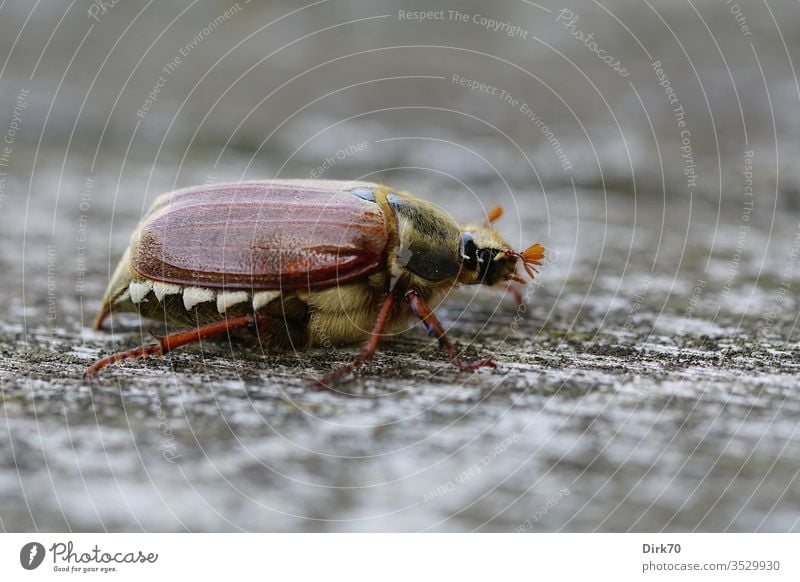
left=314, top=362, right=358, bottom=389
left=84, top=313, right=269, bottom=377
left=84, top=343, right=165, bottom=377
left=452, top=354, right=497, bottom=372
left=314, top=293, right=396, bottom=389
left=405, top=289, right=497, bottom=375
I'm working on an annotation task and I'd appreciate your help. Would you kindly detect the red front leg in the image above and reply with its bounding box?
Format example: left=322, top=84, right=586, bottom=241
left=505, top=283, right=525, bottom=306
left=405, top=289, right=496, bottom=372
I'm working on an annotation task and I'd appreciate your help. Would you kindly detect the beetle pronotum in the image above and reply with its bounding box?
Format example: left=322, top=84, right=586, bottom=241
left=86, top=180, right=544, bottom=385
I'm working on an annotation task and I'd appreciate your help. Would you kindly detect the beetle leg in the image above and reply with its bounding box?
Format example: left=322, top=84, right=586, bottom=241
left=405, top=289, right=496, bottom=372
left=315, top=293, right=396, bottom=388
left=84, top=313, right=270, bottom=377
left=505, top=283, right=525, bottom=307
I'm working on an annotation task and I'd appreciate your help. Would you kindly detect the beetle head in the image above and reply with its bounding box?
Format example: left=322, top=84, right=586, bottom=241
left=459, top=225, right=544, bottom=287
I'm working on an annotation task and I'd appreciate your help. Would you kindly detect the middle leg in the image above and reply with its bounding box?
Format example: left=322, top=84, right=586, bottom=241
left=315, top=293, right=396, bottom=388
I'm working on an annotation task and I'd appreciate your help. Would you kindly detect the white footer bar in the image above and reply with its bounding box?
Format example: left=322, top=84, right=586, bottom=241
left=1, top=533, right=797, bottom=581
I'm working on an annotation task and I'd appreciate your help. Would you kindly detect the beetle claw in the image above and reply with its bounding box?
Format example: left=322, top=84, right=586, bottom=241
left=313, top=362, right=360, bottom=390
left=452, top=354, right=496, bottom=372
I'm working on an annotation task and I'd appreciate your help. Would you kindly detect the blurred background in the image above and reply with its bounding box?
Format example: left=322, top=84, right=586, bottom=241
left=1, top=0, right=799, bottom=532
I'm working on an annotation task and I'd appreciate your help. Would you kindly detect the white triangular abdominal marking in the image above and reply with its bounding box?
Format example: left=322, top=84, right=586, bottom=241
left=128, top=280, right=153, bottom=304
left=216, top=291, right=249, bottom=313
left=152, top=281, right=182, bottom=301
left=123, top=279, right=280, bottom=314
left=182, top=286, right=215, bottom=311
left=252, top=291, right=279, bottom=311
left=114, top=290, right=131, bottom=305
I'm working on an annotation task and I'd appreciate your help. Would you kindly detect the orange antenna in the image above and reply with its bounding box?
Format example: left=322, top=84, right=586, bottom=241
left=504, top=243, right=545, bottom=280
left=484, top=206, right=504, bottom=226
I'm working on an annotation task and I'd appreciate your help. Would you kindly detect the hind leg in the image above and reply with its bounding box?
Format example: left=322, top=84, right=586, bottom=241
left=314, top=293, right=396, bottom=388
left=84, top=313, right=270, bottom=376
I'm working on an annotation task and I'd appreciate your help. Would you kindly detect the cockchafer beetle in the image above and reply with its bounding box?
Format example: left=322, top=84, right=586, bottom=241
left=86, top=180, right=544, bottom=386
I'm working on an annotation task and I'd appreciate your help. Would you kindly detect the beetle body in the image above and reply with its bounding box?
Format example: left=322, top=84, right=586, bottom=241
left=89, top=180, right=544, bottom=384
